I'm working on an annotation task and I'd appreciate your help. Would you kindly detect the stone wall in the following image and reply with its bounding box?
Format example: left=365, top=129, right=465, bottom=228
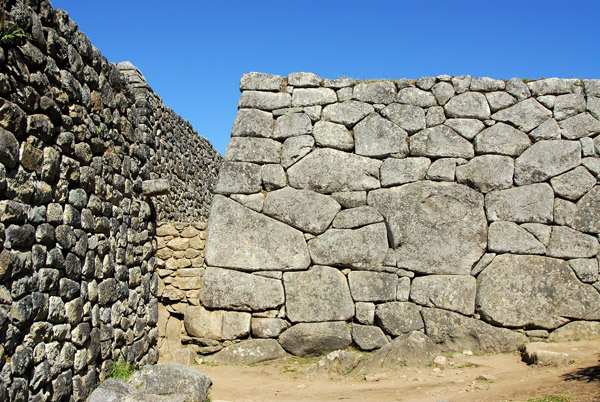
left=0, top=1, right=220, bottom=401
left=198, top=72, right=600, bottom=358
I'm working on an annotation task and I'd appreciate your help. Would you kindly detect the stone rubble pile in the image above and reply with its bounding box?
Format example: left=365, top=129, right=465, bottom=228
left=196, top=71, right=600, bottom=358
left=0, top=1, right=221, bottom=401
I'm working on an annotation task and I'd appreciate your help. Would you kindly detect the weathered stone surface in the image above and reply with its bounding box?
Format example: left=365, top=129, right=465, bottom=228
left=288, top=148, right=381, bottom=193
left=292, top=88, right=337, bottom=107
left=348, top=271, right=397, bottom=302
left=381, top=103, right=426, bottom=134
left=330, top=191, right=366, bottom=208
left=550, top=166, right=596, bottom=201
left=477, top=254, right=600, bottom=329
left=456, top=155, right=514, bottom=193
left=0, top=127, right=18, bottom=168
left=280, top=135, right=314, bottom=168
left=521, top=344, right=574, bottom=366
left=230, top=193, right=264, bottom=212
left=529, top=118, right=561, bottom=141
left=206, top=339, right=286, bottom=364
left=283, top=266, right=354, bottom=322
left=200, top=267, right=284, bottom=311
left=506, top=78, right=531, bottom=100
left=422, top=308, right=528, bottom=353
left=184, top=305, right=251, bottom=341
left=224, top=137, right=281, bottom=164
left=569, top=258, right=599, bottom=283
left=521, top=223, right=552, bottom=246
left=589, top=96, right=600, bottom=120
left=322, top=100, right=374, bottom=127
left=548, top=321, right=600, bottom=342
left=485, top=91, right=517, bottom=112
left=426, top=105, right=446, bottom=127
left=239, top=91, right=291, bottom=110
left=359, top=331, right=439, bottom=369
left=471, top=253, right=496, bottom=276
left=410, top=275, right=476, bottom=315
left=273, top=113, right=312, bottom=139
left=444, top=118, right=485, bottom=140
left=240, top=72, right=284, bottom=91
left=488, top=221, right=546, bottom=254
left=573, top=186, right=600, bottom=233
left=380, top=157, right=430, bottom=187
left=546, top=226, right=598, bottom=258
left=312, top=121, right=353, bottom=151
left=471, top=77, right=505, bottom=92
left=485, top=183, right=554, bottom=223
left=88, top=379, right=143, bottom=402
left=352, top=81, right=395, bottom=104
left=474, top=123, right=531, bottom=156
left=352, top=324, right=389, bottom=351
left=231, top=109, right=274, bottom=138
left=307, top=223, right=388, bottom=268
left=528, top=78, right=579, bottom=96
left=369, top=182, right=486, bottom=274
left=261, top=164, right=286, bottom=191
left=444, top=92, right=490, bottom=120
left=332, top=206, right=383, bottom=229
left=375, top=302, right=423, bottom=335
left=315, top=350, right=364, bottom=376
left=492, top=98, right=552, bottom=132
left=559, top=112, right=600, bottom=139
left=555, top=198, right=577, bottom=226
left=263, top=187, right=340, bottom=234
left=396, top=87, right=437, bottom=107
left=355, top=302, right=376, bottom=325
left=431, top=82, right=455, bottom=106
left=426, top=158, right=457, bottom=181
left=410, top=125, right=474, bottom=158
left=288, top=72, right=321, bottom=87
left=129, top=363, right=212, bottom=402
left=251, top=318, right=289, bottom=338
left=278, top=321, right=352, bottom=357
left=515, top=140, right=582, bottom=185
left=554, top=94, right=586, bottom=120
left=354, top=113, right=408, bottom=158
left=213, top=162, right=261, bottom=195
left=205, top=195, right=310, bottom=270
left=141, top=179, right=170, bottom=197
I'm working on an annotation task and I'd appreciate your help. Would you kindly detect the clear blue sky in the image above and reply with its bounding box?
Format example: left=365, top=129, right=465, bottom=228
left=51, top=0, right=600, bottom=155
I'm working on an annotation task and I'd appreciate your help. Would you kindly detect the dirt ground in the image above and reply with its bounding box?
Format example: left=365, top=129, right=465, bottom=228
left=196, top=339, right=600, bottom=402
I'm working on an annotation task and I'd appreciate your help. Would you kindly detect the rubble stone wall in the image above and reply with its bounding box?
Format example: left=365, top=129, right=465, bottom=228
left=0, top=1, right=220, bottom=401
left=198, top=72, right=600, bottom=358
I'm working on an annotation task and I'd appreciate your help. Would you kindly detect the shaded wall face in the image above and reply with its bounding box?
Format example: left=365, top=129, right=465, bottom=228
left=0, top=1, right=221, bottom=400
left=199, top=72, right=600, bottom=355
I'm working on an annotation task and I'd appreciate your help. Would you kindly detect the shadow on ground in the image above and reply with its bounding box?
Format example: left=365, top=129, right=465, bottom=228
left=562, top=355, right=600, bottom=383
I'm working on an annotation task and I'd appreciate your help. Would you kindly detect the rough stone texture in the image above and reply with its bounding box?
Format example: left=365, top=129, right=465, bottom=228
left=456, top=155, right=514, bottom=193
left=307, top=223, right=389, bottom=268
left=444, top=118, right=485, bottom=140
left=547, top=321, right=600, bottom=342
left=354, top=113, right=408, bottom=158
left=521, top=344, right=574, bottom=366
left=444, top=92, right=491, bottom=119
left=280, top=135, right=314, bottom=168
left=491, top=98, right=552, bottom=132
left=183, top=305, right=251, bottom=340
left=359, top=331, right=440, bottom=369
left=312, top=121, right=354, bottom=151
left=200, top=267, right=284, bottom=311
left=381, top=103, right=426, bottom=133
left=410, top=125, right=474, bottom=158
left=353, top=81, right=396, bottom=104
left=485, top=183, right=554, bottom=223
left=396, top=87, right=437, bottom=107
left=322, top=100, right=374, bottom=127
left=514, top=140, right=581, bottom=185
left=380, top=157, right=430, bottom=187
left=205, top=339, right=286, bottom=364
left=550, top=166, right=596, bottom=200
left=273, top=113, right=312, bottom=139
left=369, top=182, right=486, bottom=274
left=474, top=123, right=531, bottom=156
left=559, top=113, right=600, bottom=139
left=573, top=186, right=600, bottom=233
left=278, top=322, right=352, bottom=357
left=263, top=187, right=341, bottom=235
left=422, top=308, right=528, bottom=353
left=375, top=302, right=424, bottom=335
left=240, top=72, right=284, bottom=91
left=288, top=148, right=381, bottom=193
left=351, top=324, right=389, bottom=351
left=251, top=318, right=289, bottom=338
left=487, top=221, right=546, bottom=254
left=128, top=364, right=212, bottom=402
left=224, top=137, right=281, bottom=164
left=206, top=196, right=310, bottom=270
left=283, top=266, right=354, bottom=322
left=239, top=91, right=291, bottom=110
left=410, top=275, right=476, bottom=315
left=213, top=162, right=261, bottom=194
left=477, top=254, right=600, bottom=329
left=331, top=206, right=383, bottom=229
left=348, top=271, right=397, bottom=302
left=546, top=226, right=598, bottom=258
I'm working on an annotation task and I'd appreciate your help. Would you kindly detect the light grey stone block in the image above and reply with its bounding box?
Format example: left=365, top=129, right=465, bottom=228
left=375, top=302, right=423, bottom=335
left=573, top=186, right=600, bottom=233
left=546, top=226, right=599, bottom=258
left=352, top=81, right=396, bottom=104
left=281, top=135, right=314, bottom=168
left=213, top=162, right=262, bottom=195
left=184, top=305, right=251, bottom=340
left=352, top=324, right=389, bottom=351
left=569, top=258, right=599, bottom=283
left=410, top=125, right=474, bottom=158
left=514, top=140, right=581, bottom=185
left=348, top=271, right=397, bottom=302
left=396, top=87, right=437, bottom=107
left=559, top=112, right=600, bottom=139
left=288, top=72, right=321, bottom=87
left=273, top=113, right=312, bottom=139
left=380, top=157, right=430, bottom=187
left=231, top=109, right=274, bottom=138
left=224, top=137, right=281, bottom=164
left=554, top=94, right=586, bottom=120
left=292, top=88, right=337, bottom=107
left=491, top=98, right=552, bottom=132
left=456, top=154, right=514, bottom=193
left=332, top=206, right=383, bottom=229
left=444, top=118, right=485, bottom=140
left=550, top=166, right=596, bottom=200
left=239, top=91, right=291, bottom=110
left=485, top=91, right=517, bottom=112
left=529, top=118, right=561, bottom=141
left=354, top=113, right=408, bottom=158
left=485, top=183, right=554, bottom=223
left=355, top=302, right=375, bottom=325
left=426, top=158, right=457, bottom=181
left=312, top=121, right=353, bottom=151
left=381, top=103, right=426, bottom=134
left=410, top=275, right=476, bottom=315
left=278, top=321, right=352, bottom=357
left=488, top=221, right=546, bottom=255
left=431, top=82, right=455, bottom=106
left=240, top=72, right=284, bottom=91
left=322, top=100, right=374, bottom=127
left=444, top=92, right=491, bottom=120
left=474, top=123, right=531, bottom=156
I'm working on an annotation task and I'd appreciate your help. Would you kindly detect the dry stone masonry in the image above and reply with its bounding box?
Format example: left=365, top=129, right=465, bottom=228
left=0, top=1, right=220, bottom=401
left=199, top=72, right=600, bottom=359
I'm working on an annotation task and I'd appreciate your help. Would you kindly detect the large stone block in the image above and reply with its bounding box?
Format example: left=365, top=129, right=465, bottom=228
left=375, top=302, right=423, bottom=335
left=422, top=308, right=528, bottom=353
left=351, top=324, right=389, bottom=351
left=476, top=254, right=600, bottom=329
left=283, top=266, right=354, bottom=322
left=381, top=103, right=426, bottom=134
left=514, top=140, right=581, bottom=185
left=184, top=305, right=251, bottom=341
left=322, top=100, right=374, bottom=127
left=231, top=109, right=273, bottom=138
left=410, top=125, right=474, bottom=158
left=307, top=223, right=388, bottom=268
left=444, top=92, right=491, bottom=120
left=573, top=186, right=600, bottom=233
left=550, top=166, right=596, bottom=201
left=280, top=135, right=314, bottom=168
left=379, top=157, right=430, bottom=187
left=485, top=183, right=554, bottom=223
left=205, top=339, right=286, bottom=364
left=348, top=271, right=397, bottom=302
left=491, top=98, right=552, bottom=132
left=352, top=81, right=396, bottom=104
left=224, top=137, right=281, bottom=164
left=273, top=113, right=312, bottom=139
left=473, top=123, right=531, bottom=156
left=213, top=162, right=262, bottom=195
left=239, top=91, right=291, bottom=110
left=358, top=331, right=440, bottom=369
left=262, top=187, right=341, bottom=235
left=410, top=275, right=476, bottom=315
left=278, top=321, right=352, bottom=357
left=455, top=154, right=514, bottom=193
left=205, top=196, right=310, bottom=271
left=331, top=206, right=383, bottom=229
left=200, top=267, right=284, bottom=311
left=546, top=226, right=598, bottom=258
left=288, top=148, right=381, bottom=193
left=487, top=221, right=546, bottom=254
left=312, top=121, right=354, bottom=151
left=369, top=182, right=486, bottom=275
left=354, top=113, right=408, bottom=158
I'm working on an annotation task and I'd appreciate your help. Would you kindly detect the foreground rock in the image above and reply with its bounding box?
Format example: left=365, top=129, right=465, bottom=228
left=358, top=331, right=440, bottom=371
left=547, top=321, right=600, bottom=342
left=278, top=321, right=352, bottom=356
left=521, top=344, right=574, bottom=366
left=205, top=339, right=287, bottom=364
